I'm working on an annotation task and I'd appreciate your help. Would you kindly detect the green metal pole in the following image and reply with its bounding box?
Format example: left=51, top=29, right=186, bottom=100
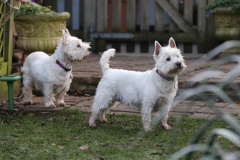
left=7, top=0, right=14, bottom=75
left=7, top=81, right=14, bottom=111
left=0, top=75, right=21, bottom=111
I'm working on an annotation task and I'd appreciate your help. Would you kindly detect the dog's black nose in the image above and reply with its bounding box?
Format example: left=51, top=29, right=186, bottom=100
left=176, top=62, right=181, bottom=68
left=88, top=48, right=92, bottom=52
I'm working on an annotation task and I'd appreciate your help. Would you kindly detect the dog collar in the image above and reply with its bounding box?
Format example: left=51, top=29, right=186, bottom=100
left=56, top=60, right=71, bottom=72
left=156, top=69, right=175, bottom=81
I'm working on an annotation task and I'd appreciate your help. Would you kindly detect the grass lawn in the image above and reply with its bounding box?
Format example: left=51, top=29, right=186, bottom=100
left=0, top=109, right=238, bottom=160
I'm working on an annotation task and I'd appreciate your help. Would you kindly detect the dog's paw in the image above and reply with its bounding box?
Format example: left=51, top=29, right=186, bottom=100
left=57, top=102, right=66, bottom=107
left=162, top=124, right=172, bottom=130
left=89, top=123, right=97, bottom=128
left=45, top=104, right=56, bottom=109
left=23, top=101, right=33, bottom=106
left=99, top=117, right=108, bottom=123
left=144, top=127, right=152, bottom=132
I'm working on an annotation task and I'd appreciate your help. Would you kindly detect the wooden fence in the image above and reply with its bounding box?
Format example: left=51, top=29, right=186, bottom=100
left=44, top=0, right=219, bottom=55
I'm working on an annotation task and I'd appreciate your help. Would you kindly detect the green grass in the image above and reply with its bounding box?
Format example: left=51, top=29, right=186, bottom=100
left=0, top=109, right=237, bottom=160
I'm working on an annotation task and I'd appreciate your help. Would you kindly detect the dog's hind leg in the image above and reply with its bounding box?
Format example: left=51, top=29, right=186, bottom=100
left=22, top=72, right=33, bottom=105
left=98, top=101, right=118, bottom=123
left=89, top=94, right=114, bottom=127
left=89, top=104, right=109, bottom=127
left=43, top=84, right=56, bottom=108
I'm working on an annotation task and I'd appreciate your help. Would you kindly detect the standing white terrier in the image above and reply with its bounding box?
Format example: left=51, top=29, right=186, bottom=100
left=22, top=29, right=92, bottom=108
left=89, top=38, right=186, bottom=131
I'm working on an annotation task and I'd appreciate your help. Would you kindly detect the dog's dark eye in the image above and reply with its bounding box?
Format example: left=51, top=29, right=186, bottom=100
left=77, top=44, right=81, bottom=48
left=166, top=57, right=171, bottom=61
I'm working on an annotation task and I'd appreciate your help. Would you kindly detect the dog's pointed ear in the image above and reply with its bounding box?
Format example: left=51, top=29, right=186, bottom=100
left=154, top=41, right=162, bottom=56
left=62, top=30, right=69, bottom=44
left=169, top=37, right=176, bottom=48
left=65, top=28, right=71, bottom=36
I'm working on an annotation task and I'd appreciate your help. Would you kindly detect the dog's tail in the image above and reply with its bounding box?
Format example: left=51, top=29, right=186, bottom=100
left=100, top=48, right=116, bottom=73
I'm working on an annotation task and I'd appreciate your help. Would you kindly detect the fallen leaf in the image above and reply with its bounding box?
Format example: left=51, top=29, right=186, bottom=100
left=74, top=136, right=79, bottom=140
left=88, top=154, right=94, bottom=158
left=79, top=144, right=89, bottom=150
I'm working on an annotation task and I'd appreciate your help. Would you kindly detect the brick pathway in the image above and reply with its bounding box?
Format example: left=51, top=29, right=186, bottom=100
left=1, top=54, right=239, bottom=119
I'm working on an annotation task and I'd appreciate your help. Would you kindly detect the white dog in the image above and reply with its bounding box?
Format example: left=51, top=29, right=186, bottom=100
left=22, top=29, right=91, bottom=108
left=89, top=38, right=186, bottom=131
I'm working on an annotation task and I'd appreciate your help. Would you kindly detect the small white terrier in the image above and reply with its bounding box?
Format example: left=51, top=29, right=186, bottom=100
left=22, top=29, right=91, bottom=108
left=89, top=38, right=186, bottom=131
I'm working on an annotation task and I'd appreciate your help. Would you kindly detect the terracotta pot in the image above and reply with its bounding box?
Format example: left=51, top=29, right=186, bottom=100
left=14, top=12, right=70, bottom=55
left=214, top=8, right=240, bottom=41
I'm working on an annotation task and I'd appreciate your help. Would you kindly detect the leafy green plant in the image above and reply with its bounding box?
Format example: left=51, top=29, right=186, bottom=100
left=206, top=0, right=240, bottom=12
left=167, top=41, right=240, bottom=160
left=169, top=115, right=240, bottom=160
left=206, top=0, right=240, bottom=17
left=14, top=2, right=53, bottom=16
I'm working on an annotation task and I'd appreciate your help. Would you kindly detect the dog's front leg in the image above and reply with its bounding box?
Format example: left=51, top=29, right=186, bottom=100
left=141, top=105, right=153, bottom=131
left=55, top=88, right=68, bottom=107
left=160, top=104, right=172, bottom=130
left=43, top=84, right=56, bottom=108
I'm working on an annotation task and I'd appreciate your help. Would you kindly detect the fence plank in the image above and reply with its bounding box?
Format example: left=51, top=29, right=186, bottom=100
left=141, top=0, right=149, bottom=32
left=65, top=0, right=72, bottom=29
left=126, top=0, right=136, bottom=32
left=97, top=0, right=107, bottom=32
left=126, top=0, right=135, bottom=52
left=206, top=0, right=219, bottom=51
left=155, top=1, right=164, bottom=32
left=83, top=0, right=96, bottom=40
left=155, top=0, right=195, bottom=33
left=95, top=0, right=107, bottom=52
left=169, top=0, right=178, bottom=32
left=183, top=0, right=193, bottom=53
left=184, top=0, right=193, bottom=24
left=197, top=0, right=207, bottom=53
left=112, top=0, right=121, bottom=32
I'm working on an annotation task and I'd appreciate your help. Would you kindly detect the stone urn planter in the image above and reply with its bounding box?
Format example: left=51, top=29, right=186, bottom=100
left=213, top=8, right=240, bottom=41
left=14, top=12, right=70, bottom=55
left=213, top=8, right=240, bottom=56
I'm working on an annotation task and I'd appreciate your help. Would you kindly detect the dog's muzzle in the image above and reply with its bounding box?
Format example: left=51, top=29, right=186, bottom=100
left=88, top=48, right=92, bottom=52
left=175, top=62, right=182, bottom=69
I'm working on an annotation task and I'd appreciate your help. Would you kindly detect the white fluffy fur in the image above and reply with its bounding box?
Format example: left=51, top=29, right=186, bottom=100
left=89, top=38, right=186, bottom=131
left=22, top=29, right=91, bottom=108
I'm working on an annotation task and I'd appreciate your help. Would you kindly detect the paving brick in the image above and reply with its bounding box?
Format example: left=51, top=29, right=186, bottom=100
left=110, top=104, right=140, bottom=114
left=75, top=101, right=92, bottom=108
left=172, top=105, right=201, bottom=113
left=226, top=103, right=240, bottom=109
left=215, top=102, right=228, bottom=108
left=193, top=101, right=206, bottom=107
left=217, top=107, right=238, bottom=115
left=197, top=107, right=217, bottom=114
left=169, top=112, right=192, bottom=117
left=188, top=113, right=213, bottom=119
